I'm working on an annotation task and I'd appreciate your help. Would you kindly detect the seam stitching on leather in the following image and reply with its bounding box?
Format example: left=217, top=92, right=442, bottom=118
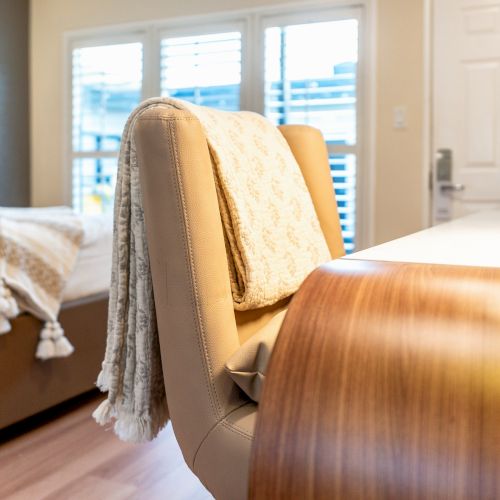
left=139, top=116, right=198, bottom=122
left=192, top=402, right=254, bottom=472
left=221, top=420, right=254, bottom=441
left=166, top=119, right=222, bottom=422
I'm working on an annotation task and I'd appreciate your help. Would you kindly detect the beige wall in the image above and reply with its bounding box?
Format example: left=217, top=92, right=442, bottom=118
left=30, top=0, right=426, bottom=245
left=374, top=0, right=425, bottom=244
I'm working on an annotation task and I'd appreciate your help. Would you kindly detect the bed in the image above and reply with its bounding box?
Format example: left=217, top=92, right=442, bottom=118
left=0, top=213, right=112, bottom=430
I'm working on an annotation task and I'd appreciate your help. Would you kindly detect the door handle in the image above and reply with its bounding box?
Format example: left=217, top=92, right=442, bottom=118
left=434, top=148, right=464, bottom=222
left=440, top=183, right=465, bottom=193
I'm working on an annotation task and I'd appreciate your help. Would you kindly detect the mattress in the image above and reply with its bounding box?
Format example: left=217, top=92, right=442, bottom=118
left=62, top=214, right=113, bottom=302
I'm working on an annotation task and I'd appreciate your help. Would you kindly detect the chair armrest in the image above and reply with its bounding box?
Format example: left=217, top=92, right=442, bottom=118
left=250, top=259, right=500, bottom=499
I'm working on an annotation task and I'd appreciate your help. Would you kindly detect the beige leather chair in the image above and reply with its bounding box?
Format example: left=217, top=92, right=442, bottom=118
left=134, top=107, right=345, bottom=500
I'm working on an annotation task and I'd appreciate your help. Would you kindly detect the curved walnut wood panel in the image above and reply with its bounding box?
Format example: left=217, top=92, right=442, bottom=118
left=250, top=259, right=500, bottom=500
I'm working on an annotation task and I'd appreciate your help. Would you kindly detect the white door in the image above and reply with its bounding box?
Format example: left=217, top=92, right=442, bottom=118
left=433, top=0, right=500, bottom=223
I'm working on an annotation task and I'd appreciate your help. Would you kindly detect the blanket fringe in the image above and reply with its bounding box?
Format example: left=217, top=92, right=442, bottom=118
left=0, top=281, right=74, bottom=359
left=114, top=413, right=165, bottom=443
left=92, top=399, right=115, bottom=425
left=36, top=321, right=75, bottom=360
left=93, top=397, right=169, bottom=443
left=96, top=364, right=112, bottom=392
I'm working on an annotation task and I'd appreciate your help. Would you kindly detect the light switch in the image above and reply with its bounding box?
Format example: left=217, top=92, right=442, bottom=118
left=393, top=106, right=407, bottom=130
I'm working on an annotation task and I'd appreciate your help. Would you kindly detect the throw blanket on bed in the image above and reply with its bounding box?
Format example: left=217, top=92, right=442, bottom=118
left=0, top=207, right=84, bottom=359
left=93, top=98, right=330, bottom=442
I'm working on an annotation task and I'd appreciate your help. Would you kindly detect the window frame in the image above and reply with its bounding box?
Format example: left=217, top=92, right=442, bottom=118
left=63, top=1, right=375, bottom=249
left=258, top=7, right=363, bottom=250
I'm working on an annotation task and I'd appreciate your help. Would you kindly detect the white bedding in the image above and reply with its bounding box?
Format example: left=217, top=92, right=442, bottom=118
left=62, top=214, right=113, bottom=302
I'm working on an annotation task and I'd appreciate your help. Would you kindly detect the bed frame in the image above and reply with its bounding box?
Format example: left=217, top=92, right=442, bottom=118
left=0, top=293, right=108, bottom=430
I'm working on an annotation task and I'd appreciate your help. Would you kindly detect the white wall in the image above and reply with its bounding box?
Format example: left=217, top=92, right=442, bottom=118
left=30, top=0, right=426, bottom=245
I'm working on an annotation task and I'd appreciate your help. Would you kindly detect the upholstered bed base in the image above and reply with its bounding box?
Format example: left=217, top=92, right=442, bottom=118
left=0, top=293, right=108, bottom=430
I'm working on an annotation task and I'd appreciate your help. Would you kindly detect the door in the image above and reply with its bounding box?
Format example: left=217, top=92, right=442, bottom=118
left=433, top=0, right=500, bottom=223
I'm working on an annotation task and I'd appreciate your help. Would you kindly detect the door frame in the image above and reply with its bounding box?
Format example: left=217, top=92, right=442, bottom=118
left=423, top=0, right=433, bottom=228
left=425, top=0, right=500, bottom=223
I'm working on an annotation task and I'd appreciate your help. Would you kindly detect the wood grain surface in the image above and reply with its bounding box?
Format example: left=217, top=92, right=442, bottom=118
left=0, top=393, right=212, bottom=500
left=250, top=259, right=500, bottom=500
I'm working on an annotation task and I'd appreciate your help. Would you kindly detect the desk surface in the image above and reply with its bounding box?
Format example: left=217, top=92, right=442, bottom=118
left=348, top=209, right=500, bottom=268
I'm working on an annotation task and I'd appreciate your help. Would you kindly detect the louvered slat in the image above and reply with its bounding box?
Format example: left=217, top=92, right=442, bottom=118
left=160, top=32, right=242, bottom=111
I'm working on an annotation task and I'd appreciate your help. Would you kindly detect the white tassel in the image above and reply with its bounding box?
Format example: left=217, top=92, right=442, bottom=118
left=35, top=321, right=75, bottom=360
left=35, top=322, right=56, bottom=360
left=92, top=399, right=115, bottom=425
left=36, top=339, right=56, bottom=360
left=54, top=335, right=74, bottom=357
left=0, top=314, right=11, bottom=334
left=51, top=322, right=74, bottom=357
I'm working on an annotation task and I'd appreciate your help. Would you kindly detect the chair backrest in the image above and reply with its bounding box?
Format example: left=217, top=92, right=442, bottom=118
left=134, top=106, right=344, bottom=473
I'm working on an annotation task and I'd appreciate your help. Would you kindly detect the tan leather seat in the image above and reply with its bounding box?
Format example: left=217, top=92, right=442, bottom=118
left=134, top=107, right=344, bottom=500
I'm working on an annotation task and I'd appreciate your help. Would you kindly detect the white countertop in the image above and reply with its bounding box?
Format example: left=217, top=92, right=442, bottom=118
left=347, top=209, right=500, bottom=268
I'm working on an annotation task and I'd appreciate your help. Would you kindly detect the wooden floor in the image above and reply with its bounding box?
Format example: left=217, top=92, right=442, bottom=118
left=0, top=393, right=213, bottom=500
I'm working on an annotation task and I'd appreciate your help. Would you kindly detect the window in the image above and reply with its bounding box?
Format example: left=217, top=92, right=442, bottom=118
left=264, top=18, right=359, bottom=252
left=71, top=42, right=143, bottom=214
left=160, top=31, right=242, bottom=111
left=67, top=8, right=367, bottom=249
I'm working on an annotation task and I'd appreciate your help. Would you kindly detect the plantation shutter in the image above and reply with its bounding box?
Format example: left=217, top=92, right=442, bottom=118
left=264, top=20, right=359, bottom=252
left=160, top=31, right=242, bottom=111
left=71, top=42, right=143, bottom=213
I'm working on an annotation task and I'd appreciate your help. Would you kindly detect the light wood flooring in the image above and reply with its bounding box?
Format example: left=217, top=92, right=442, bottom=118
left=0, top=392, right=213, bottom=500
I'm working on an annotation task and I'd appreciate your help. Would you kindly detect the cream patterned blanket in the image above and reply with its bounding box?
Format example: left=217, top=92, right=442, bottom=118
left=0, top=207, right=84, bottom=359
left=93, top=98, right=330, bottom=441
